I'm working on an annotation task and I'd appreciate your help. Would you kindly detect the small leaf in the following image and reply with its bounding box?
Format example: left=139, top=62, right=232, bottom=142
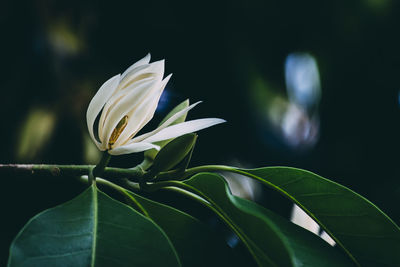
left=152, top=133, right=197, bottom=173
left=184, top=173, right=352, bottom=267
left=125, top=190, right=245, bottom=267
left=8, top=185, right=181, bottom=267
left=145, top=100, right=190, bottom=161
left=238, top=167, right=400, bottom=267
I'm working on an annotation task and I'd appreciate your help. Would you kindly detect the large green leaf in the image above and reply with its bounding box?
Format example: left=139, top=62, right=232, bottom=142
left=125, top=190, right=246, bottom=267
left=237, top=167, right=400, bottom=267
left=184, top=173, right=352, bottom=267
left=8, top=185, right=180, bottom=267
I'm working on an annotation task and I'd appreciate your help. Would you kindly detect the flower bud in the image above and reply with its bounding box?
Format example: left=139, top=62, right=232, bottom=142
left=151, top=133, right=197, bottom=173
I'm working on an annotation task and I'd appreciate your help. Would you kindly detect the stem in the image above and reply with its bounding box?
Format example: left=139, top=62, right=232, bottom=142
left=183, top=165, right=235, bottom=178
left=155, top=165, right=233, bottom=181
left=0, top=164, right=144, bottom=182
left=92, top=152, right=111, bottom=179
left=138, top=158, right=153, bottom=171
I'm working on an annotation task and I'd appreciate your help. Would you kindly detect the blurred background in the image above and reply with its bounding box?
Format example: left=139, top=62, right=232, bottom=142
left=1, top=0, right=399, bottom=263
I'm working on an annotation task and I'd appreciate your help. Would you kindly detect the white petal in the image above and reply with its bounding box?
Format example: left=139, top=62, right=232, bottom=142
left=114, top=74, right=172, bottom=146
left=101, top=79, right=159, bottom=144
left=132, top=100, right=201, bottom=143
left=109, top=142, right=160, bottom=155
left=114, top=86, right=161, bottom=146
left=159, top=101, right=201, bottom=129
left=98, top=76, right=155, bottom=138
left=86, top=74, right=120, bottom=150
left=119, top=60, right=165, bottom=91
left=121, top=53, right=151, bottom=81
left=133, top=74, right=172, bottom=127
left=143, top=118, right=226, bottom=143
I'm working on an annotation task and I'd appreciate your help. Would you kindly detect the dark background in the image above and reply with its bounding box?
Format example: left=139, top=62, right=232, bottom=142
left=1, top=0, right=399, bottom=264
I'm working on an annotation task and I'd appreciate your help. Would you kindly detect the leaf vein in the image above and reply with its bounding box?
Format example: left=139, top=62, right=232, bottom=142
left=296, top=192, right=343, bottom=197
left=44, top=217, right=92, bottom=224
left=99, top=221, right=133, bottom=231
left=30, top=232, right=92, bottom=239
left=21, top=249, right=91, bottom=264
left=337, top=232, right=398, bottom=239
left=277, top=177, right=304, bottom=188
left=315, top=212, right=369, bottom=217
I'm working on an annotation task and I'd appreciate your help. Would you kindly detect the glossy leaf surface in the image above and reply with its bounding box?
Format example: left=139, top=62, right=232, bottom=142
left=8, top=185, right=180, bottom=267
left=238, top=167, right=400, bottom=267
left=185, top=173, right=352, bottom=267
left=126, top=190, right=245, bottom=266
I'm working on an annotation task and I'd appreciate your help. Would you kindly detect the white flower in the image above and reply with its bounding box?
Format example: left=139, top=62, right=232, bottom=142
left=86, top=54, right=225, bottom=155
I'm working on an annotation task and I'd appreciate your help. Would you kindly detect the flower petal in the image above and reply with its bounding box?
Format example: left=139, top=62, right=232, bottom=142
left=118, top=60, right=165, bottom=91
left=98, top=76, right=155, bottom=138
left=131, top=100, right=201, bottom=143
left=86, top=74, right=120, bottom=150
left=159, top=101, right=202, bottom=129
left=120, top=53, right=151, bottom=81
left=109, top=142, right=160, bottom=155
left=114, top=74, right=172, bottom=146
left=101, top=78, right=159, bottom=145
left=143, top=118, right=226, bottom=143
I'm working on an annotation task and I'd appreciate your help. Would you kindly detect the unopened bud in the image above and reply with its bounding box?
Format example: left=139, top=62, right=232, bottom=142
left=151, top=133, right=197, bottom=173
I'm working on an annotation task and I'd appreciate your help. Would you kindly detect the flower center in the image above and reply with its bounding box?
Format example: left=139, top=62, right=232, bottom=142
left=108, top=115, right=128, bottom=149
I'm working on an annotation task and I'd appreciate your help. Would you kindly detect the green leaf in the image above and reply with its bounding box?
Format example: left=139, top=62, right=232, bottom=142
left=8, top=185, right=181, bottom=267
left=238, top=167, right=400, bottom=267
left=125, top=190, right=246, bottom=267
left=184, top=173, right=352, bottom=267
left=152, top=133, right=197, bottom=173
left=145, top=100, right=190, bottom=161
left=233, top=197, right=353, bottom=267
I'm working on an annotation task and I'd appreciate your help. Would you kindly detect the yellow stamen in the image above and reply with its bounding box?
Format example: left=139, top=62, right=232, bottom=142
left=108, top=115, right=128, bottom=149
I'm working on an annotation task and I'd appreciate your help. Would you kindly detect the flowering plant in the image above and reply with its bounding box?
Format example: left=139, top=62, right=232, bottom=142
left=86, top=54, right=224, bottom=155
left=4, top=55, right=400, bottom=267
